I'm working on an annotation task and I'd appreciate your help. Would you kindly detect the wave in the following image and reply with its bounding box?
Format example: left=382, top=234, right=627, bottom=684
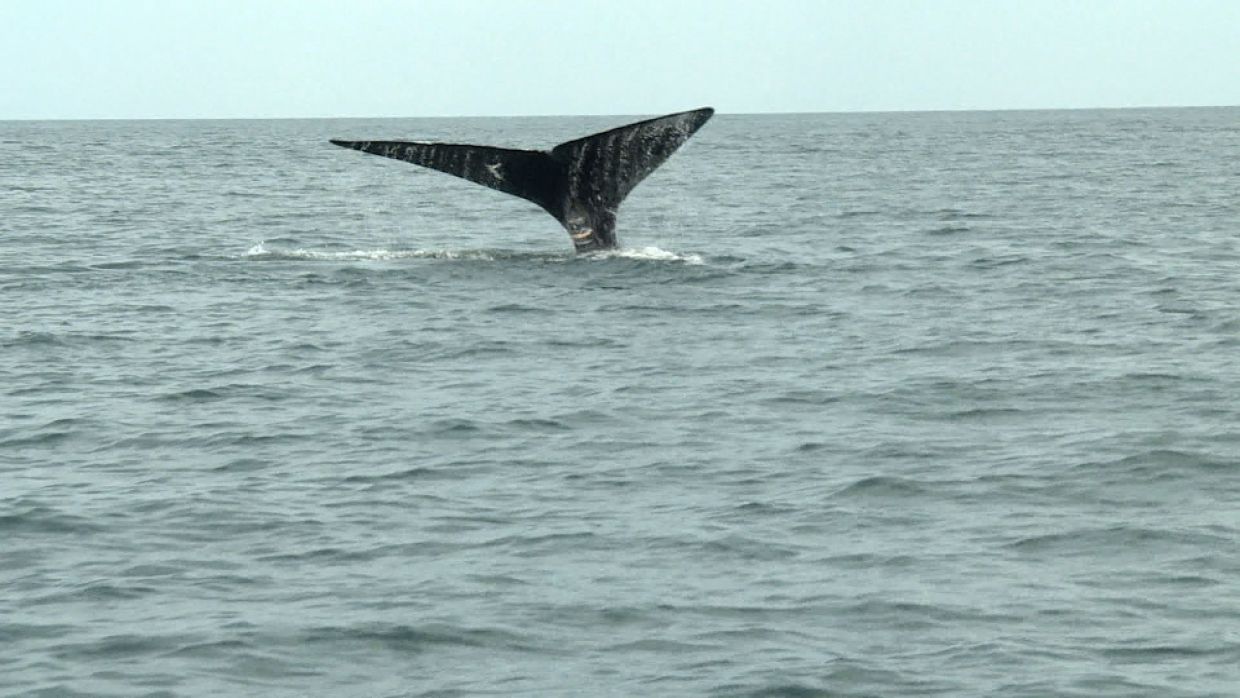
left=299, top=622, right=542, bottom=653
left=0, top=505, right=102, bottom=535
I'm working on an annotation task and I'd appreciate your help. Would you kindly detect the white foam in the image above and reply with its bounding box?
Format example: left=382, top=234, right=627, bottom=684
left=243, top=242, right=703, bottom=265
left=244, top=242, right=492, bottom=261
left=586, top=246, right=705, bottom=265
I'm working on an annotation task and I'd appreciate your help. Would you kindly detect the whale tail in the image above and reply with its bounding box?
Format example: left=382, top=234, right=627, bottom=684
left=330, top=107, right=713, bottom=251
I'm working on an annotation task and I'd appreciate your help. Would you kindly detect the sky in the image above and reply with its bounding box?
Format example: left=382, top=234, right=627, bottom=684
left=2, top=0, right=1238, bottom=120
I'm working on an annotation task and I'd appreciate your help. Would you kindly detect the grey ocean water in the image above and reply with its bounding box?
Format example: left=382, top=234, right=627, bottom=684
left=3, top=108, right=1239, bottom=697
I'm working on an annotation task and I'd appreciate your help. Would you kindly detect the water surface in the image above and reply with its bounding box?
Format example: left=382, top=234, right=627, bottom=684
left=3, top=108, right=1239, bottom=696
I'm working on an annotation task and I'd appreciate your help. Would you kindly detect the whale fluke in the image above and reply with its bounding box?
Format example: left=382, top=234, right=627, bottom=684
left=330, top=107, right=714, bottom=251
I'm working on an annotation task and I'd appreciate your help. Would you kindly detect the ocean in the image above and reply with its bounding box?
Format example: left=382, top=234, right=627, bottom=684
left=2, top=108, right=1239, bottom=696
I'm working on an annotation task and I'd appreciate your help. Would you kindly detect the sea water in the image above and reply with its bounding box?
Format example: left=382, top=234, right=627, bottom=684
left=2, top=108, right=1239, bottom=696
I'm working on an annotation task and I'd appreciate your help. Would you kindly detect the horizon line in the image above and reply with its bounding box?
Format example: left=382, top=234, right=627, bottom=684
left=2, top=103, right=1237, bottom=123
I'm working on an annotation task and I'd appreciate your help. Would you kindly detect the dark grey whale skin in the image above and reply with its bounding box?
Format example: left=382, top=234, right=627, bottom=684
left=330, top=107, right=714, bottom=252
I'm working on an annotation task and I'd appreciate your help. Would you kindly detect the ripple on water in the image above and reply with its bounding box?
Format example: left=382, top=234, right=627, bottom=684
left=6, top=109, right=1240, bottom=697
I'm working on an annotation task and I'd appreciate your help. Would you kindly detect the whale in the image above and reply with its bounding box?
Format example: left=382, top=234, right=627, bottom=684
left=330, top=107, right=714, bottom=252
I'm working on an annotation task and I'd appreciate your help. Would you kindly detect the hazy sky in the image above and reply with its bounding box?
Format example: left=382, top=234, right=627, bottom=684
left=3, top=0, right=1238, bottom=119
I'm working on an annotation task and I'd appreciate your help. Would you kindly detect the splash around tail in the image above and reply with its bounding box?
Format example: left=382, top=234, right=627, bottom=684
left=244, top=241, right=703, bottom=265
